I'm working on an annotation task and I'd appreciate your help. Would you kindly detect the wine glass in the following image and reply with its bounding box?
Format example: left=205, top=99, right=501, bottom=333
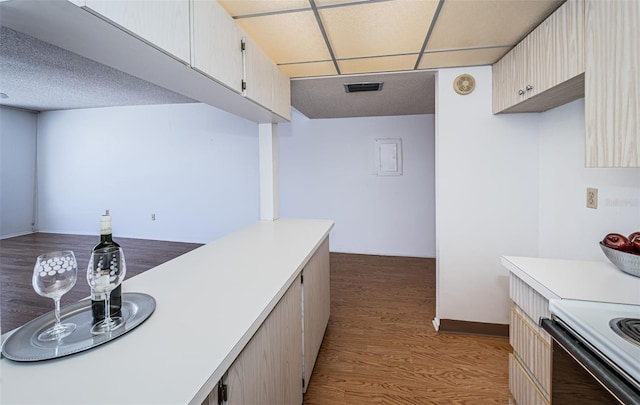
left=87, top=247, right=126, bottom=334
left=32, top=251, right=78, bottom=341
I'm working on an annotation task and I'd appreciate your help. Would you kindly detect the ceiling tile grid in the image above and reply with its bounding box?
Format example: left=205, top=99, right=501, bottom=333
left=215, top=0, right=566, bottom=119
left=220, top=0, right=564, bottom=79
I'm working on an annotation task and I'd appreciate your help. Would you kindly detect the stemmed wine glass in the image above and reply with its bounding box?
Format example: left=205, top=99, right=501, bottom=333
left=87, top=247, right=126, bottom=334
left=32, top=251, right=78, bottom=341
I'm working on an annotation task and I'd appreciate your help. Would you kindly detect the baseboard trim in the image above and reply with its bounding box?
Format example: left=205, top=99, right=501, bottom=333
left=438, top=319, right=509, bottom=338
left=0, top=231, right=34, bottom=240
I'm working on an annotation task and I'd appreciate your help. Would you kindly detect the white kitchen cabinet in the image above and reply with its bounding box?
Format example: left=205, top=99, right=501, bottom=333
left=509, top=274, right=552, bottom=404
left=208, top=236, right=330, bottom=402
left=272, top=64, right=292, bottom=121
left=302, top=237, right=330, bottom=392
left=226, top=274, right=303, bottom=405
left=584, top=0, right=640, bottom=167
left=191, top=0, right=244, bottom=94
left=493, top=0, right=584, bottom=114
left=79, top=0, right=191, bottom=63
left=492, top=43, right=519, bottom=114
left=242, top=34, right=275, bottom=111
left=509, top=354, right=549, bottom=405
left=537, top=0, right=584, bottom=95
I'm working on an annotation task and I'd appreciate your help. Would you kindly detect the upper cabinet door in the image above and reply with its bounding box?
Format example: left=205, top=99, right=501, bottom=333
left=82, top=0, right=191, bottom=63
left=492, top=0, right=585, bottom=114
left=243, top=35, right=274, bottom=111
left=191, top=0, right=243, bottom=94
left=272, top=65, right=291, bottom=121
left=492, top=44, right=518, bottom=114
left=541, top=0, right=584, bottom=91
left=585, top=0, right=640, bottom=167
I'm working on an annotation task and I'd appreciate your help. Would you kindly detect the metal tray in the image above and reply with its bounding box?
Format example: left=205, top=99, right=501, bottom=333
left=1, top=292, right=155, bottom=362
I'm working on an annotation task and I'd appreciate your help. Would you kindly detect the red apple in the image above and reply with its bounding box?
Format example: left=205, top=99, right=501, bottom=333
left=630, top=234, right=640, bottom=254
left=602, top=233, right=632, bottom=252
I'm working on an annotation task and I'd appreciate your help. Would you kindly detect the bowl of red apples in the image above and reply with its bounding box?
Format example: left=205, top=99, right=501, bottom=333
left=600, top=232, right=640, bottom=277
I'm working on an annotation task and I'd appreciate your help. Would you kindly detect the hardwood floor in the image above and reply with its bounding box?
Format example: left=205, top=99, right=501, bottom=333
left=0, top=233, right=202, bottom=333
left=303, top=253, right=512, bottom=404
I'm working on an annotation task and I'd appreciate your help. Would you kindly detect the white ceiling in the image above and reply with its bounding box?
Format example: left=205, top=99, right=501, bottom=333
left=292, top=70, right=436, bottom=118
left=0, top=26, right=195, bottom=112
left=0, top=0, right=564, bottom=118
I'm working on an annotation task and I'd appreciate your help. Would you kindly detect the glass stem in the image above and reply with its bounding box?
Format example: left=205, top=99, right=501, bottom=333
left=53, top=297, right=62, bottom=328
left=104, top=291, right=111, bottom=326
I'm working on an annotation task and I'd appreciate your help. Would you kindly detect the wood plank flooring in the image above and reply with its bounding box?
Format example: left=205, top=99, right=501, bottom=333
left=0, top=233, right=202, bottom=333
left=303, top=253, right=511, bottom=404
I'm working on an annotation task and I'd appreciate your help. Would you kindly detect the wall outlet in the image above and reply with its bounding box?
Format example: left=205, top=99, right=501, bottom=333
left=586, top=188, right=598, bottom=209
left=151, top=213, right=156, bottom=221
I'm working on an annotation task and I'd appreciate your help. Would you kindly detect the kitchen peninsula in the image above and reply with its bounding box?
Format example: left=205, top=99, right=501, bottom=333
left=1, top=218, right=334, bottom=405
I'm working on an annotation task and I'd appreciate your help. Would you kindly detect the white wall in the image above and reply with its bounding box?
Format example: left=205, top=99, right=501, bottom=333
left=279, top=110, right=435, bottom=257
left=0, top=107, right=37, bottom=238
left=36, top=103, right=260, bottom=243
left=435, top=66, right=540, bottom=325
left=538, top=99, right=640, bottom=261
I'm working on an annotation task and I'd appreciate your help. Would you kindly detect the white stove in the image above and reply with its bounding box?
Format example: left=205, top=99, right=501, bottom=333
left=549, top=299, right=640, bottom=394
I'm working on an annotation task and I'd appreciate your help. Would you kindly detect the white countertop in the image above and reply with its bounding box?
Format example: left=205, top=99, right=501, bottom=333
left=0, top=218, right=334, bottom=405
left=502, top=256, right=640, bottom=305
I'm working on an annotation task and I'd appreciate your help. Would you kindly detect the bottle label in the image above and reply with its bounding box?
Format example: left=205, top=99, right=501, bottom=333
left=91, top=291, right=107, bottom=301
left=100, top=215, right=112, bottom=235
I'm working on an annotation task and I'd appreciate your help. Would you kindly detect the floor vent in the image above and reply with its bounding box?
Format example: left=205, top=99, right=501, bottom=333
left=344, top=82, right=383, bottom=93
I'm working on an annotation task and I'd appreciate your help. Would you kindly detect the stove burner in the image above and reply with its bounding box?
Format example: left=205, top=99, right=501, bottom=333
left=610, top=318, right=640, bottom=346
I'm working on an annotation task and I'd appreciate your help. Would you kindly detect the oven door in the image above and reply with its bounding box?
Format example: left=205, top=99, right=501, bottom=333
left=541, top=318, right=640, bottom=405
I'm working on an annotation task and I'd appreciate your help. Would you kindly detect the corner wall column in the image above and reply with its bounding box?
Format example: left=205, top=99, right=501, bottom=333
left=259, top=123, right=279, bottom=220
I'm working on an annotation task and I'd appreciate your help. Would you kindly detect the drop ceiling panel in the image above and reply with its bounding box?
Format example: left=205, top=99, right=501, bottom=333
left=319, top=0, right=439, bottom=59
left=279, top=61, right=337, bottom=78
left=235, top=11, right=331, bottom=64
left=338, top=54, right=418, bottom=75
left=218, top=0, right=310, bottom=17
left=418, top=46, right=511, bottom=70
left=426, top=0, right=564, bottom=51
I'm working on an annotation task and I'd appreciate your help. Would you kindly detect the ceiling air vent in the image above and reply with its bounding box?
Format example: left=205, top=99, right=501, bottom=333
left=344, top=82, right=383, bottom=93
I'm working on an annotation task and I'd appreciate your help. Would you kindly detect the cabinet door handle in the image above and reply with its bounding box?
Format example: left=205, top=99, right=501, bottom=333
left=518, top=89, right=525, bottom=96
left=526, top=85, right=533, bottom=91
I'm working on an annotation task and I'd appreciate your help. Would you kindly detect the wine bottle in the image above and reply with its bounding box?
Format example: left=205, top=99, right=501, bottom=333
left=91, top=210, right=123, bottom=324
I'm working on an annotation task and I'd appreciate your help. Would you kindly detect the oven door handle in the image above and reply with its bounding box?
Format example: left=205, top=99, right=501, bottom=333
left=541, top=318, right=640, bottom=405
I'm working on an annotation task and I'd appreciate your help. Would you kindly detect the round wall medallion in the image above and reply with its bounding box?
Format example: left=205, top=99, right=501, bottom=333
left=453, top=74, right=476, bottom=95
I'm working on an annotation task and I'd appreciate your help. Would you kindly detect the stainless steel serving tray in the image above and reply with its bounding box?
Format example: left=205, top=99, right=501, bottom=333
left=1, top=292, right=155, bottom=362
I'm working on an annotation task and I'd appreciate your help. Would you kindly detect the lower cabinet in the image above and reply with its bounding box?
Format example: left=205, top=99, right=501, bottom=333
left=302, top=237, right=330, bottom=392
left=509, top=354, right=549, bottom=405
left=509, top=274, right=552, bottom=404
left=227, top=274, right=303, bottom=405
left=206, top=237, right=330, bottom=404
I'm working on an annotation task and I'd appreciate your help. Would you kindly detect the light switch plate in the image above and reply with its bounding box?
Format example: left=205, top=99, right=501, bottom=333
left=587, top=188, right=598, bottom=209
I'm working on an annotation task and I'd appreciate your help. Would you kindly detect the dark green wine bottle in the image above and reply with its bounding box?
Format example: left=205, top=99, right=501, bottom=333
left=91, top=211, right=122, bottom=324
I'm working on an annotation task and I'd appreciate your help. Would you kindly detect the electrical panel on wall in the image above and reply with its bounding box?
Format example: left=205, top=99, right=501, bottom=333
left=374, top=138, right=402, bottom=176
